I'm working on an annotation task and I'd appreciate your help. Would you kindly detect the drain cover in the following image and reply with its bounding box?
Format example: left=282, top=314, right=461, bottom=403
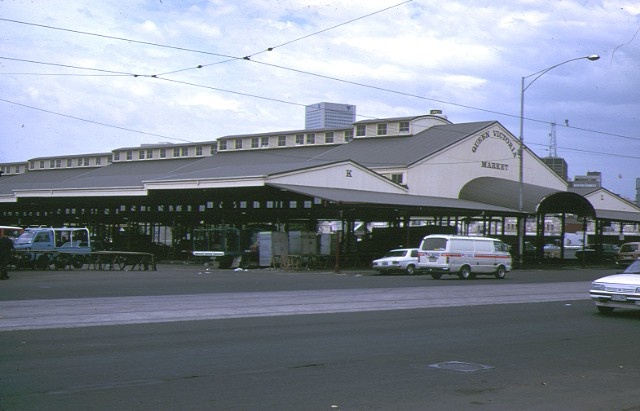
left=429, top=361, right=494, bottom=373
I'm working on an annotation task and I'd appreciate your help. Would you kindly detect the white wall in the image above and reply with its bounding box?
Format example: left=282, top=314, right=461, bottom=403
left=268, top=162, right=407, bottom=193
left=406, top=124, right=566, bottom=198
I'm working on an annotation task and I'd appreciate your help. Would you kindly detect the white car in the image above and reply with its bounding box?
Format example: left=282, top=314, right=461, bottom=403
left=590, top=259, right=640, bottom=314
left=372, top=248, right=419, bottom=275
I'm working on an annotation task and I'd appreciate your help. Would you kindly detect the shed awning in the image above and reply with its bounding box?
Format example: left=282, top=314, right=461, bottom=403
left=269, top=183, right=521, bottom=216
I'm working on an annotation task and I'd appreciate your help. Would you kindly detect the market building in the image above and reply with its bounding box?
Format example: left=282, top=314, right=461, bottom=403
left=1, top=112, right=639, bottom=267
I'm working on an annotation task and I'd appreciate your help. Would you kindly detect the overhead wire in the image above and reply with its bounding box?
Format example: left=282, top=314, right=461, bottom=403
left=1, top=9, right=639, bottom=151
left=0, top=98, right=194, bottom=143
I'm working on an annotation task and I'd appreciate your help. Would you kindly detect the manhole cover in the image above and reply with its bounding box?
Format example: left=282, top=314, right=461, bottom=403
left=429, top=361, right=494, bottom=373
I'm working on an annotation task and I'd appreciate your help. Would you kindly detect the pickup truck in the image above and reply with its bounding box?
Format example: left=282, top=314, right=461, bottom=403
left=14, top=227, right=92, bottom=269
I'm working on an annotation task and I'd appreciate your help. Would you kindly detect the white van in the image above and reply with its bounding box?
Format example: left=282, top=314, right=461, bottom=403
left=417, top=235, right=512, bottom=280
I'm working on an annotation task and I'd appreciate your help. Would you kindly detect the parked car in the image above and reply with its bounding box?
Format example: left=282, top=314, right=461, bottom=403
left=543, top=243, right=560, bottom=259
left=590, top=259, right=640, bottom=314
left=575, top=244, right=620, bottom=263
left=615, top=242, right=640, bottom=266
left=372, top=248, right=419, bottom=275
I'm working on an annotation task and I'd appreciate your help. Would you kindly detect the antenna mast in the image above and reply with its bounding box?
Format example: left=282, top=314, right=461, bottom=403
left=548, top=122, right=557, bottom=157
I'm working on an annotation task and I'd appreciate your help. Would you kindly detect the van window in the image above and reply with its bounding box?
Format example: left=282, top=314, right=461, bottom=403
left=422, top=238, right=447, bottom=251
left=474, top=241, right=493, bottom=252
left=455, top=239, right=475, bottom=252
left=494, top=241, right=509, bottom=252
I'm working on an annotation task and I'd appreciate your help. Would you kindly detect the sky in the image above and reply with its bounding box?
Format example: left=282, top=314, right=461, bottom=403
left=1, top=0, right=639, bottom=200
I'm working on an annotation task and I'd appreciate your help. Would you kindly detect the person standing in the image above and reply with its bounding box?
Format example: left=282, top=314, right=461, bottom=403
left=0, top=235, right=15, bottom=280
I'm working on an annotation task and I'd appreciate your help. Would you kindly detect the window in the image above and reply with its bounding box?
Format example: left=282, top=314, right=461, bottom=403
left=421, top=238, right=447, bottom=251
left=356, top=124, right=366, bottom=136
left=306, top=133, right=315, bottom=144
left=295, top=134, right=304, bottom=145
left=67, top=159, right=73, bottom=167
left=160, top=148, right=167, bottom=158
left=147, top=149, right=153, bottom=159
left=261, top=137, right=269, bottom=147
left=218, top=140, right=227, bottom=151
left=234, top=139, right=242, bottom=149
left=173, top=147, right=180, bottom=157
left=114, top=152, right=120, bottom=161
left=278, top=136, right=287, bottom=146
left=251, top=137, right=260, bottom=148
left=399, top=121, right=410, bottom=133
left=126, top=151, right=133, bottom=161
left=324, top=132, right=334, bottom=144
left=344, top=129, right=354, bottom=142
left=96, top=157, right=102, bottom=165
left=50, top=160, right=55, bottom=168
left=196, top=146, right=203, bottom=156
left=377, top=123, right=387, bottom=135
left=390, top=174, right=404, bottom=184
left=181, top=147, right=189, bottom=156
left=138, top=150, right=145, bottom=160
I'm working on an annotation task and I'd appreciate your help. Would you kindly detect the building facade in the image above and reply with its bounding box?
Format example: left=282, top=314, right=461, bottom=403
left=0, top=113, right=639, bottom=264
left=305, top=102, right=356, bottom=129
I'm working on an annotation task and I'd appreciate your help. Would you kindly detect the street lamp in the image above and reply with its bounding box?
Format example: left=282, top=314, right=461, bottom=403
left=517, top=54, right=600, bottom=267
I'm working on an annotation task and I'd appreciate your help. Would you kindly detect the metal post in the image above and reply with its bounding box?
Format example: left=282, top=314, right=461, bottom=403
left=517, top=55, right=599, bottom=269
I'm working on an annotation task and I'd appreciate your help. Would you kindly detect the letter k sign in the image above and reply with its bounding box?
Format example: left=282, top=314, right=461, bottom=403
left=346, top=169, right=353, bottom=177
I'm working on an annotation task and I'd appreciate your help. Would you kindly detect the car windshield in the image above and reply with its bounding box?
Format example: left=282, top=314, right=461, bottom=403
left=384, top=250, right=408, bottom=258
left=623, top=260, right=640, bottom=274
left=15, top=231, right=36, bottom=245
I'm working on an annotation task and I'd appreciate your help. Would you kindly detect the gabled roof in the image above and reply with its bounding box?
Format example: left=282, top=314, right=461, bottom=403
left=2, top=122, right=494, bottom=195
left=310, top=121, right=496, bottom=168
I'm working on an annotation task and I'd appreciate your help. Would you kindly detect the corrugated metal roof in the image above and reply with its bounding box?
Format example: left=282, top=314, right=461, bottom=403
left=2, top=122, right=494, bottom=194
left=311, top=121, right=495, bottom=168
left=596, top=209, right=640, bottom=223
left=459, top=176, right=561, bottom=213
left=270, top=183, right=519, bottom=215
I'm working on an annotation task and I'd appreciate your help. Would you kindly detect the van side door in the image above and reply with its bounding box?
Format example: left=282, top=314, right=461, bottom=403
left=473, top=240, right=495, bottom=273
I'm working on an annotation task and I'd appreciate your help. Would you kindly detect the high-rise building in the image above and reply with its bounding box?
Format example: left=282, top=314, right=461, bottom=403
left=305, top=102, right=356, bottom=129
left=571, top=171, right=602, bottom=189
left=542, top=157, right=568, bottom=181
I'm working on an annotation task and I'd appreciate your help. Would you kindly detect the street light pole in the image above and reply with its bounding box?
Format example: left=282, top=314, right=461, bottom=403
left=517, top=54, right=600, bottom=268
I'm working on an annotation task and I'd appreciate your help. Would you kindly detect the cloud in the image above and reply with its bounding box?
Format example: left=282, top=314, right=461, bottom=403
left=0, top=0, right=639, bottom=199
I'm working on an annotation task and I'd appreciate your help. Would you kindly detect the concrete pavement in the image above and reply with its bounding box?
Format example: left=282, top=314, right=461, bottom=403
left=0, top=281, right=591, bottom=331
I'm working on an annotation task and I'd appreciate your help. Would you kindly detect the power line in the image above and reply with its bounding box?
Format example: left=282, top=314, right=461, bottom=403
left=0, top=98, right=193, bottom=144
left=2, top=13, right=639, bottom=147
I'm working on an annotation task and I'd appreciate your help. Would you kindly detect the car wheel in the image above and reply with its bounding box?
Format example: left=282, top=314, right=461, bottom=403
left=36, top=254, right=50, bottom=270
left=431, top=273, right=442, bottom=280
left=458, top=265, right=474, bottom=280
left=597, top=306, right=615, bottom=314
left=54, top=255, right=67, bottom=269
left=495, top=265, right=507, bottom=279
left=72, top=256, right=85, bottom=269
left=405, top=264, right=416, bottom=275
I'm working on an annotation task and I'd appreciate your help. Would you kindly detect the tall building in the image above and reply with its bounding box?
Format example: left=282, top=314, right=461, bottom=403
left=305, top=102, right=356, bottom=129
left=542, top=157, right=568, bottom=181
left=571, top=171, right=602, bottom=189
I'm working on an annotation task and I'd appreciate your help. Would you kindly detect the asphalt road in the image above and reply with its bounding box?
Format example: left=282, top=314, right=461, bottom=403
left=1, top=264, right=639, bottom=411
